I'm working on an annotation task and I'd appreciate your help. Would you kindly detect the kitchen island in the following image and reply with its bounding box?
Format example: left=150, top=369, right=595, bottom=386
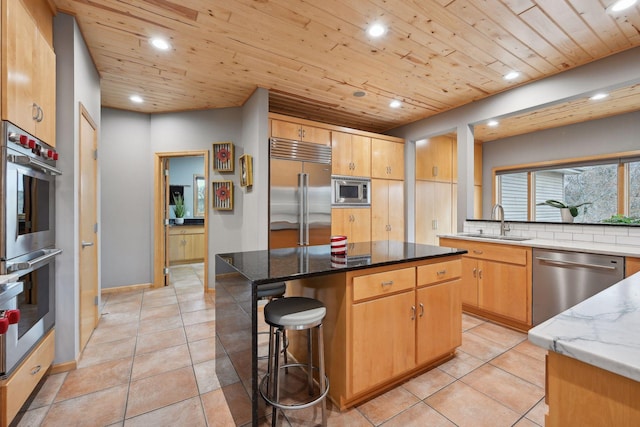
left=214, top=241, right=466, bottom=426
left=528, top=272, right=640, bottom=426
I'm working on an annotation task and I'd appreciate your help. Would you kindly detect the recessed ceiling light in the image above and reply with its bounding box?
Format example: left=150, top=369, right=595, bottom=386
left=353, top=90, right=366, bottom=97
left=130, top=95, right=144, bottom=103
left=150, top=37, right=171, bottom=50
left=487, top=120, right=499, bottom=127
left=590, top=93, right=609, bottom=101
left=503, top=71, right=520, bottom=81
left=389, top=100, right=402, bottom=108
left=367, top=23, right=386, bottom=38
left=606, top=0, right=637, bottom=13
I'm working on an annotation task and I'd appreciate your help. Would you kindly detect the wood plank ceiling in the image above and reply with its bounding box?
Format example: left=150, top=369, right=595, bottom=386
left=53, top=0, right=640, bottom=137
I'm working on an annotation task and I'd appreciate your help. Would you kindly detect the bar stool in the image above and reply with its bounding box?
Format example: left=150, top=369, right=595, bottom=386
left=257, top=282, right=287, bottom=361
left=259, top=297, right=329, bottom=426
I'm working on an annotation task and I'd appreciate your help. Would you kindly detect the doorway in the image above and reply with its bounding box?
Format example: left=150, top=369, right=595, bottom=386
left=153, top=151, right=209, bottom=289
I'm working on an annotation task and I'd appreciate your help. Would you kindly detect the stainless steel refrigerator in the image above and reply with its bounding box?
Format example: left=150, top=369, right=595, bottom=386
left=269, top=138, right=332, bottom=249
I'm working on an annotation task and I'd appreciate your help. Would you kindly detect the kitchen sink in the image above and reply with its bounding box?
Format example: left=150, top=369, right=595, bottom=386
left=457, top=233, right=531, bottom=242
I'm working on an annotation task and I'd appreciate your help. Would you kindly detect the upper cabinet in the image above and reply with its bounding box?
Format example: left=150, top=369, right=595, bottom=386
left=416, top=135, right=453, bottom=182
left=1, top=0, right=56, bottom=146
left=271, top=118, right=330, bottom=146
left=371, top=138, right=404, bottom=180
left=331, top=131, right=371, bottom=177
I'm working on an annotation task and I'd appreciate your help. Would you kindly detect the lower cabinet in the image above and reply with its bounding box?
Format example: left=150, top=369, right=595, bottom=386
left=1, top=329, right=55, bottom=427
left=626, top=257, right=640, bottom=277
left=169, top=226, right=205, bottom=264
left=440, top=238, right=532, bottom=330
left=331, top=208, right=371, bottom=243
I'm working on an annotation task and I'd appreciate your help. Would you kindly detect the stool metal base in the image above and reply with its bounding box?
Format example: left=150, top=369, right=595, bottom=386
left=259, top=363, right=330, bottom=411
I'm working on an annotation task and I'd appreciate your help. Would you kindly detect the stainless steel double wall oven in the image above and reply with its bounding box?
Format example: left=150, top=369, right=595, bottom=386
left=0, top=121, right=61, bottom=377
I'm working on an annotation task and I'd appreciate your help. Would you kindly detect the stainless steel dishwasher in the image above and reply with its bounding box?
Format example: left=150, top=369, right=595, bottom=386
left=532, top=248, right=624, bottom=325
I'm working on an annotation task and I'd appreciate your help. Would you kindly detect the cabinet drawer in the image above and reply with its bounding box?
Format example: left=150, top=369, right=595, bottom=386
left=417, top=259, right=461, bottom=286
left=441, top=239, right=528, bottom=266
left=353, top=268, right=415, bottom=302
left=1, top=329, right=55, bottom=426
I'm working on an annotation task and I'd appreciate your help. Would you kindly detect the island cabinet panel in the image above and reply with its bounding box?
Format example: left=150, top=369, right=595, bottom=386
left=439, top=238, right=532, bottom=331
left=546, top=351, right=640, bottom=427
left=352, top=267, right=415, bottom=301
left=270, top=118, right=330, bottom=145
left=416, top=279, right=462, bottom=365
left=351, top=290, right=416, bottom=395
left=331, top=131, right=371, bottom=177
left=371, top=138, right=404, bottom=180
left=331, top=208, right=371, bottom=243
left=626, top=257, right=640, bottom=277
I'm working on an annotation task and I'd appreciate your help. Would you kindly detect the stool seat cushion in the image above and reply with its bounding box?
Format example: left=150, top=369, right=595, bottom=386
left=257, top=282, right=286, bottom=299
left=264, top=297, right=326, bottom=327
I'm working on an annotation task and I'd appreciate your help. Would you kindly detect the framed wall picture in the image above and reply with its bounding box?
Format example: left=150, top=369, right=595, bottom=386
left=213, top=142, right=234, bottom=172
left=239, top=154, right=253, bottom=187
left=213, top=180, right=233, bottom=210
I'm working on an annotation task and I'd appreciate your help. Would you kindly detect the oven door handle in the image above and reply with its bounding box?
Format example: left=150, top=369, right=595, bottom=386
left=0, top=282, right=24, bottom=305
left=7, top=249, right=63, bottom=273
left=8, top=154, right=62, bottom=176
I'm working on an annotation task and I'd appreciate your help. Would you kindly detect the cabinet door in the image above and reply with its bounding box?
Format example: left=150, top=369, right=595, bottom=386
left=371, top=179, right=388, bottom=241
left=301, top=125, right=330, bottom=145
left=350, top=135, right=371, bottom=177
left=271, top=119, right=302, bottom=140
left=387, top=180, right=404, bottom=241
left=331, top=131, right=352, bottom=176
left=478, top=260, right=528, bottom=322
left=350, top=208, right=371, bottom=243
left=351, top=291, right=415, bottom=395
left=168, top=234, right=184, bottom=263
left=34, top=31, right=56, bottom=145
left=2, top=0, right=36, bottom=134
left=371, top=139, right=404, bottom=180
left=415, top=135, right=452, bottom=182
left=416, top=280, right=462, bottom=365
left=331, top=208, right=351, bottom=237
left=461, top=257, right=479, bottom=306
left=415, top=181, right=452, bottom=245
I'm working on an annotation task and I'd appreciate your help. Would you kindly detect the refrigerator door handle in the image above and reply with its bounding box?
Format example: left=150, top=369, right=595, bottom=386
left=298, top=173, right=305, bottom=245
left=302, top=173, right=310, bottom=245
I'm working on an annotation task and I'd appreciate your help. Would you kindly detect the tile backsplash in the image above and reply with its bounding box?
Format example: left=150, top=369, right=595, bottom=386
left=463, top=221, right=640, bottom=247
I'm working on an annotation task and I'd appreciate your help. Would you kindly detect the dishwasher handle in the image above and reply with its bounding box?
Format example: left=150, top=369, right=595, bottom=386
left=535, top=256, right=617, bottom=271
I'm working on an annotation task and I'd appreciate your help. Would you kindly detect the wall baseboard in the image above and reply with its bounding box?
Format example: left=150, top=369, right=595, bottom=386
left=50, top=360, right=77, bottom=374
left=101, top=283, right=153, bottom=295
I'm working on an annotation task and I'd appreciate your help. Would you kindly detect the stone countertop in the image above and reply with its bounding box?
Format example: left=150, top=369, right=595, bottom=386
left=528, top=272, right=640, bottom=382
left=216, top=241, right=466, bottom=285
left=439, top=234, right=640, bottom=257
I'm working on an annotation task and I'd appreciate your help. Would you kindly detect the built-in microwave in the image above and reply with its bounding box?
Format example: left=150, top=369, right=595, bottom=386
left=331, top=176, right=371, bottom=206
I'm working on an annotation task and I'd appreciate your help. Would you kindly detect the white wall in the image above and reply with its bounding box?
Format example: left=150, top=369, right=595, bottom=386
left=100, top=88, right=269, bottom=290
left=389, top=47, right=640, bottom=236
left=53, top=13, right=101, bottom=365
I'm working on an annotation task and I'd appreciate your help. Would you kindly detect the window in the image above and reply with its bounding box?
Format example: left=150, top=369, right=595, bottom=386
left=496, top=153, right=639, bottom=223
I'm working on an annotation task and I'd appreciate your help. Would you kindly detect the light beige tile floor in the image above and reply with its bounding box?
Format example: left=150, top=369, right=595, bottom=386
left=15, top=266, right=547, bottom=426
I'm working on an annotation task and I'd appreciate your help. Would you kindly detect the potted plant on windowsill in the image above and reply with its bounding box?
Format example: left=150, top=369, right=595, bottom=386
left=173, top=193, right=186, bottom=225
left=537, top=199, right=591, bottom=223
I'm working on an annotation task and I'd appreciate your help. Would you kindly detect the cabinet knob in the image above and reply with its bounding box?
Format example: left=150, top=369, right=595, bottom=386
left=472, top=267, right=477, bottom=278
left=381, top=280, right=394, bottom=287
left=411, top=305, right=416, bottom=320
left=479, top=270, right=483, bottom=279
left=419, top=303, right=424, bottom=317
left=436, top=270, right=446, bottom=276
left=432, top=166, right=438, bottom=177
left=473, top=250, right=483, bottom=254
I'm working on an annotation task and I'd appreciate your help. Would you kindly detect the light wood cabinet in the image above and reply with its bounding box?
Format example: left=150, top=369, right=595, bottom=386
left=331, top=131, right=371, bottom=177
left=169, top=225, right=205, bottom=264
left=371, top=138, right=404, bottom=180
left=416, top=135, right=453, bottom=182
left=1, top=0, right=56, bottom=145
left=439, top=238, right=532, bottom=330
left=270, top=118, right=330, bottom=145
left=331, top=208, right=371, bottom=243
left=371, top=179, right=404, bottom=241
left=351, top=290, right=416, bottom=395
left=1, top=329, right=55, bottom=427
left=416, top=181, right=452, bottom=245
left=626, top=257, right=640, bottom=277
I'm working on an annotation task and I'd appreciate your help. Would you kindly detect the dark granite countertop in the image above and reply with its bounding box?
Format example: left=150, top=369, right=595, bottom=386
left=216, top=241, right=467, bottom=285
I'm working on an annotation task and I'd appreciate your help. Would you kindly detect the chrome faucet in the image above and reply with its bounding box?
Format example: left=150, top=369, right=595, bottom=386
left=491, top=204, right=511, bottom=236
